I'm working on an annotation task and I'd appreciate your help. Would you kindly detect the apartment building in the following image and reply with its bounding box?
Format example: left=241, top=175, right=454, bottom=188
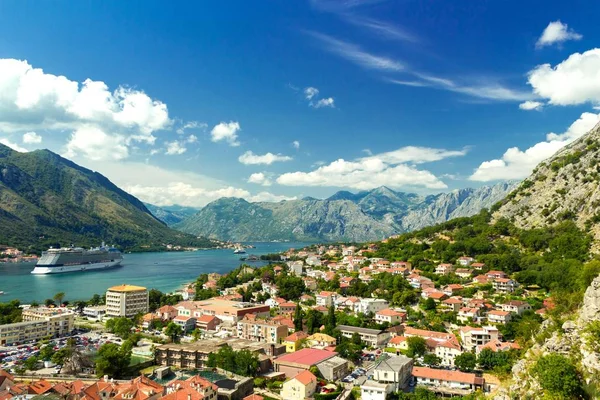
left=316, top=291, right=337, bottom=307
left=176, top=299, right=270, bottom=323
left=492, top=278, right=518, bottom=293
left=236, top=314, right=289, bottom=344
left=0, top=307, right=75, bottom=345
left=359, top=298, right=389, bottom=314
left=336, top=325, right=390, bottom=347
left=375, top=309, right=406, bottom=325
left=501, top=300, right=532, bottom=315
left=105, top=284, right=149, bottom=318
left=459, top=326, right=500, bottom=352
left=412, top=367, right=485, bottom=395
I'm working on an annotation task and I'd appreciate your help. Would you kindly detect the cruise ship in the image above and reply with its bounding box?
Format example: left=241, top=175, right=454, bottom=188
left=31, top=243, right=123, bottom=275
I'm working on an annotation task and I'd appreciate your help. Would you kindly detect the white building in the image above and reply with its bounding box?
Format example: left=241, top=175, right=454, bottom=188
left=105, top=284, right=149, bottom=318
left=361, top=381, right=392, bottom=400
left=82, top=305, right=107, bottom=321
left=359, top=298, right=389, bottom=314
left=287, top=260, right=304, bottom=276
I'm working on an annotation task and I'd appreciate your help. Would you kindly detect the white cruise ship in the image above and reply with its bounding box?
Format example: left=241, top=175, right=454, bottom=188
left=31, top=243, right=123, bottom=275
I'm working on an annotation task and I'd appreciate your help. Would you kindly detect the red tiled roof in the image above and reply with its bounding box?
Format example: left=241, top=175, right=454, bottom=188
left=28, top=379, right=53, bottom=395
left=377, top=308, right=405, bottom=317
left=197, top=314, right=217, bottom=323
left=285, top=331, right=309, bottom=342
left=412, top=367, right=483, bottom=385
left=275, top=348, right=337, bottom=367
left=293, top=370, right=317, bottom=386
left=243, top=395, right=264, bottom=400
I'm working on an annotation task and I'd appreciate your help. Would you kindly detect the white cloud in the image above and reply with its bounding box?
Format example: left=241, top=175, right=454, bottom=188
left=0, top=58, right=171, bottom=160
left=238, top=150, right=293, bottom=165
left=22, top=131, right=42, bottom=144
left=176, top=121, right=206, bottom=135
left=519, top=101, right=544, bottom=111
left=0, top=138, right=27, bottom=152
left=277, top=145, right=466, bottom=190
left=165, top=141, right=187, bottom=155
left=343, top=15, right=418, bottom=43
left=536, top=21, right=582, bottom=48
left=527, top=49, right=600, bottom=106
left=187, top=134, right=198, bottom=143
left=312, top=97, right=335, bottom=108
left=470, top=112, right=600, bottom=181
left=292, top=140, right=300, bottom=149
left=248, top=172, right=272, bottom=186
left=64, top=125, right=129, bottom=161
left=308, top=32, right=404, bottom=72
left=304, top=87, right=319, bottom=100
left=250, top=192, right=297, bottom=202
left=210, top=121, right=241, bottom=146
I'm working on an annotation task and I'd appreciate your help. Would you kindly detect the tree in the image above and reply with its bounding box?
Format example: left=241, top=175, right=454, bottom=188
left=24, top=356, right=39, bottom=371
left=105, top=317, right=134, bottom=339
left=39, top=344, right=55, bottom=361
left=73, top=301, right=87, bottom=312
left=532, top=354, right=582, bottom=399
left=406, top=336, right=427, bottom=358
left=454, top=352, right=477, bottom=372
left=351, top=332, right=362, bottom=346
left=44, top=298, right=55, bottom=307
left=276, top=275, right=306, bottom=301
left=324, top=305, right=337, bottom=335
left=165, top=322, right=183, bottom=343
left=306, top=309, right=324, bottom=334
left=88, top=294, right=102, bottom=306
left=423, top=354, right=441, bottom=367
left=293, top=303, right=303, bottom=331
left=95, top=342, right=132, bottom=378
left=53, top=292, right=66, bottom=306
left=421, top=298, right=436, bottom=311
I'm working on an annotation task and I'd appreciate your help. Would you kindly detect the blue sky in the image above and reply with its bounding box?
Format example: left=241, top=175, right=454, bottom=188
left=0, top=0, right=599, bottom=207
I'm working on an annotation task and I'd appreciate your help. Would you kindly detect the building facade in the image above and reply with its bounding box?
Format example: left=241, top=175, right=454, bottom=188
left=105, top=284, right=149, bottom=318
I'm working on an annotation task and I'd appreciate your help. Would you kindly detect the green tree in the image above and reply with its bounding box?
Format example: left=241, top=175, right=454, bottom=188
left=423, top=354, right=441, bottom=367
left=24, top=356, right=39, bottom=371
left=406, top=336, right=427, bottom=358
left=306, top=309, right=324, bottom=334
left=165, top=322, right=183, bottom=343
left=276, top=275, right=306, bottom=301
left=324, top=304, right=337, bottom=335
left=53, top=292, right=66, bottom=306
left=532, top=354, right=582, bottom=399
left=293, top=303, right=303, bottom=331
left=455, top=352, right=477, bottom=372
left=95, top=342, right=132, bottom=379
left=39, top=344, right=55, bottom=361
left=421, top=298, right=436, bottom=311
left=105, top=317, right=134, bottom=339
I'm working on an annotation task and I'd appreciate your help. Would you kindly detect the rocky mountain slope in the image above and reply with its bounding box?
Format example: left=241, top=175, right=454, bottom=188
left=495, top=121, right=600, bottom=245
left=175, top=182, right=516, bottom=242
left=0, top=144, right=214, bottom=252
left=144, top=203, right=199, bottom=226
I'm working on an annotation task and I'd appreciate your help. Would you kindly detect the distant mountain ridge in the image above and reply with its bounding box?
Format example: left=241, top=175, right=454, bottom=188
left=175, top=182, right=517, bottom=242
left=144, top=203, right=199, bottom=226
left=0, top=144, right=215, bottom=252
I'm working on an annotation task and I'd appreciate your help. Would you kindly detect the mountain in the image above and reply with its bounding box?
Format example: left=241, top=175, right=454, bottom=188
left=175, top=182, right=516, bottom=242
left=494, top=121, right=600, bottom=245
left=144, top=203, right=199, bottom=226
left=0, top=144, right=215, bottom=252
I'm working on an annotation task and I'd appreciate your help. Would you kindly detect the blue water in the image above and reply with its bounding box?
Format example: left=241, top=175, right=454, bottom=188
left=0, top=242, right=309, bottom=303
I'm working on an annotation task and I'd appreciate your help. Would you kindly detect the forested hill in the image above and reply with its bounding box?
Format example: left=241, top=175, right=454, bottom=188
left=0, top=144, right=215, bottom=252
left=368, top=210, right=596, bottom=312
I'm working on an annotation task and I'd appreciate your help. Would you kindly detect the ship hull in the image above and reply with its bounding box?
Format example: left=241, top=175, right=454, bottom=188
left=31, top=260, right=122, bottom=275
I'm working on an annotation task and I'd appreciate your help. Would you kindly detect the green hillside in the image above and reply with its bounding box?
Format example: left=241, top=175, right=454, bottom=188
left=0, top=144, right=215, bottom=253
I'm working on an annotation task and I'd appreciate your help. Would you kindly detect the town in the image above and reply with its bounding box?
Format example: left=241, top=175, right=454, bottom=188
left=0, top=236, right=556, bottom=400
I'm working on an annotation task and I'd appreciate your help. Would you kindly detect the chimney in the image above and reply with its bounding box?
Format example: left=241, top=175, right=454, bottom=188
left=187, top=394, right=191, bottom=400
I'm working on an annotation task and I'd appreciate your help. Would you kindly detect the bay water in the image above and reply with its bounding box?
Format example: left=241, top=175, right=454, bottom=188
left=0, top=242, right=309, bottom=303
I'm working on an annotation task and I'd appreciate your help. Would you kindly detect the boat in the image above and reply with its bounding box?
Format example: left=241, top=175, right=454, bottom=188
left=233, top=246, right=246, bottom=254
left=31, top=242, right=123, bottom=275
left=0, top=291, right=4, bottom=295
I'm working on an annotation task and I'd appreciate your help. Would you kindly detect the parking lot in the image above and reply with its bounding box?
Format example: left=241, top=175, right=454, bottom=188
left=0, top=330, right=124, bottom=374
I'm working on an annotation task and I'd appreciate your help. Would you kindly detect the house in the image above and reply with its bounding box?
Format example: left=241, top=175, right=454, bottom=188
left=316, top=291, right=337, bottom=307
left=279, top=302, right=297, bottom=315
left=361, top=380, right=392, bottom=400
left=265, top=297, right=286, bottom=308
left=196, top=315, right=221, bottom=332
left=370, top=355, right=413, bottom=391
left=435, top=264, right=454, bottom=275
left=305, top=255, right=321, bottom=267
left=274, top=348, right=338, bottom=378
left=302, top=278, right=317, bottom=291
left=156, top=305, right=178, bottom=321
left=283, top=331, right=309, bottom=353
left=243, top=395, right=264, bottom=400
left=455, top=269, right=474, bottom=279
left=375, top=309, right=406, bottom=325
left=476, top=339, right=520, bottom=355
left=460, top=326, right=500, bottom=352
left=486, top=270, right=508, bottom=279
left=501, top=300, right=532, bottom=315
left=173, top=315, right=196, bottom=333
left=274, top=266, right=283, bottom=275
left=487, top=310, right=511, bottom=325
left=336, top=297, right=361, bottom=313
left=408, top=275, right=434, bottom=289
left=492, top=278, right=518, bottom=293
left=359, top=298, right=390, bottom=314
left=458, top=307, right=483, bottom=324
left=237, top=314, right=289, bottom=344
left=315, top=356, right=349, bottom=381
left=457, top=256, right=475, bottom=266
left=443, top=284, right=464, bottom=296
left=163, top=376, right=218, bottom=400
left=281, top=370, right=318, bottom=400
left=412, top=367, right=485, bottom=395
left=306, top=333, right=336, bottom=348
left=473, top=275, right=490, bottom=285
left=403, top=328, right=462, bottom=367
left=300, top=294, right=315, bottom=303
left=336, top=325, right=390, bottom=347
left=441, top=297, right=463, bottom=313
left=288, top=261, right=304, bottom=276
left=426, top=291, right=448, bottom=302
